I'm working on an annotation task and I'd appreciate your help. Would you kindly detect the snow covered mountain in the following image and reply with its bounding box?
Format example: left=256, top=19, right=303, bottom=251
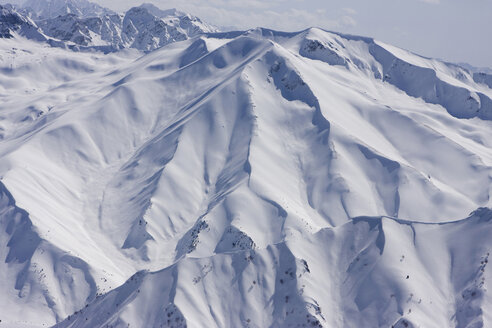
left=22, top=0, right=114, bottom=20
left=138, top=3, right=219, bottom=37
left=0, top=4, right=46, bottom=40
left=1, top=7, right=492, bottom=328
left=0, top=1, right=218, bottom=51
left=120, top=5, right=208, bottom=51
left=36, top=12, right=123, bottom=48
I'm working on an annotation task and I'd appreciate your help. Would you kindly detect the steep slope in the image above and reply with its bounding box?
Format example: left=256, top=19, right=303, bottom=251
left=55, top=208, right=492, bottom=328
left=120, top=6, right=188, bottom=51
left=36, top=13, right=123, bottom=48
left=474, top=72, right=492, bottom=89
left=1, top=26, right=492, bottom=327
left=0, top=4, right=46, bottom=40
left=118, top=4, right=217, bottom=51
left=0, top=181, right=98, bottom=326
left=138, top=3, right=218, bottom=37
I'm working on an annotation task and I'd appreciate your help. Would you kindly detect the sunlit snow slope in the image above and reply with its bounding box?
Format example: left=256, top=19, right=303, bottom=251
left=1, top=26, right=492, bottom=328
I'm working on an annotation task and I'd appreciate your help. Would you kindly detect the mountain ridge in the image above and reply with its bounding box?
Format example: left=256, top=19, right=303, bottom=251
left=22, top=0, right=115, bottom=20
left=0, top=0, right=219, bottom=51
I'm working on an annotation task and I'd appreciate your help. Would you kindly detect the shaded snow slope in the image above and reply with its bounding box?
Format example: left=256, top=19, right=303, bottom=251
left=1, top=26, right=492, bottom=327
left=0, top=180, right=100, bottom=326
left=55, top=208, right=492, bottom=328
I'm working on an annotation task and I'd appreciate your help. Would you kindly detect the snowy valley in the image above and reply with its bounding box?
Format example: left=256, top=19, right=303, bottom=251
left=1, top=1, right=492, bottom=327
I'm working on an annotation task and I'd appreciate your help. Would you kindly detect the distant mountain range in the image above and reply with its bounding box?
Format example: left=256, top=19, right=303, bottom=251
left=22, top=0, right=114, bottom=19
left=0, top=0, right=218, bottom=51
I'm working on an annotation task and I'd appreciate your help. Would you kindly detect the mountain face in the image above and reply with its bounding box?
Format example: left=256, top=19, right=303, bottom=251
left=121, top=6, right=188, bottom=51
left=474, top=72, right=492, bottom=89
left=2, top=4, right=492, bottom=328
left=138, top=3, right=219, bottom=37
left=0, top=4, right=46, bottom=40
left=36, top=13, right=123, bottom=48
left=0, top=1, right=218, bottom=51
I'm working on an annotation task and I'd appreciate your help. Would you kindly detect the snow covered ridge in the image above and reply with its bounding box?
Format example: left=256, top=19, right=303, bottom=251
left=54, top=209, right=492, bottom=328
left=0, top=1, right=218, bottom=51
left=2, top=11, right=492, bottom=328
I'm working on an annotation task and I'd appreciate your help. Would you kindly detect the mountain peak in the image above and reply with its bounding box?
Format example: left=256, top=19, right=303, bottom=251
left=22, top=0, right=114, bottom=19
left=138, top=3, right=186, bottom=18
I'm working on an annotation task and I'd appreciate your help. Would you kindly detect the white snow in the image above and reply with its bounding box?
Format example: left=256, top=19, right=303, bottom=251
left=1, top=9, right=492, bottom=328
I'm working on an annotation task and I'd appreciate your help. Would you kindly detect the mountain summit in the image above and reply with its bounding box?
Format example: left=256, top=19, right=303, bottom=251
left=22, top=0, right=114, bottom=19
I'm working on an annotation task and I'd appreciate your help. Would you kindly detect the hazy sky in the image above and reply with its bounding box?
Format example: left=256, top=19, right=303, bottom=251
left=5, top=0, right=491, bottom=67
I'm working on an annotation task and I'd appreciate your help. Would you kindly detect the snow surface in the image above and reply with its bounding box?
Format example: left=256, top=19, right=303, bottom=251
left=1, top=8, right=492, bottom=328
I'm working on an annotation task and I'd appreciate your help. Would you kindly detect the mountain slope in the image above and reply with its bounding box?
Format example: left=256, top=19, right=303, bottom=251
left=0, top=180, right=98, bottom=325
left=0, top=23, right=492, bottom=328
left=0, top=4, right=46, bottom=40
left=55, top=208, right=492, bottom=328
left=36, top=13, right=123, bottom=48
